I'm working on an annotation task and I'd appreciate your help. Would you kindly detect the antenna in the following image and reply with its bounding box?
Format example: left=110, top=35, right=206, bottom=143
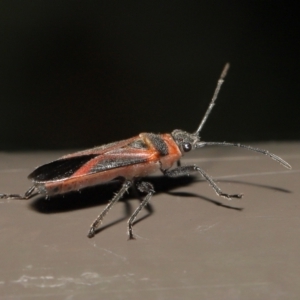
left=195, top=63, right=230, bottom=135
left=196, top=141, right=292, bottom=169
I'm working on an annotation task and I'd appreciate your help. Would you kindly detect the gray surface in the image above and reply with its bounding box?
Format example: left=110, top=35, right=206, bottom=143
left=0, top=142, right=299, bottom=299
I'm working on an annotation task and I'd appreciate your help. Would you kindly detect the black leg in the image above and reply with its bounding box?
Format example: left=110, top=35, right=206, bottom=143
left=88, top=180, right=132, bottom=238
left=127, top=181, right=155, bottom=240
left=164, top=165, right=243, bottom=200
left=0, top=185, right=37, bottom=200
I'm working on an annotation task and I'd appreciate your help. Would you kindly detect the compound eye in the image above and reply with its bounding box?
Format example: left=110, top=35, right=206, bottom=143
left=182, top=142, right=192, bottom=152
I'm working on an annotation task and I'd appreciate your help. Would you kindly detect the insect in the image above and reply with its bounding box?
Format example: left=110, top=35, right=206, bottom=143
left=0, top=63, right=291, bottom=239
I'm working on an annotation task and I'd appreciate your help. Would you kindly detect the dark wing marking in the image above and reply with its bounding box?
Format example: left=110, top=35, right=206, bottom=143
left=28, top=154, right=98, bottom=182
left=145, top=133, right=169, bottom=156
left=89, top=156, right=148, bottom=174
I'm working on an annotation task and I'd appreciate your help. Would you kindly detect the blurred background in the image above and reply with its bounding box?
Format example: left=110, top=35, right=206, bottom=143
left=0, top=2, right=298, bottom=150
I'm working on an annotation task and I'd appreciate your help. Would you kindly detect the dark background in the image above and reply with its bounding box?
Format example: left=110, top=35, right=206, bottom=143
left=0, top=2, right=298, bottom=150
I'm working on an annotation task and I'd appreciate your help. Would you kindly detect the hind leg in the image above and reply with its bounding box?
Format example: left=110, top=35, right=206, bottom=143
left=0, top=185, right=37, bottom=200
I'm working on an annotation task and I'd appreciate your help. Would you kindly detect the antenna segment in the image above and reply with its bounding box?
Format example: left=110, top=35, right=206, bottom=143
left=195, top=63, right=230, bottom=135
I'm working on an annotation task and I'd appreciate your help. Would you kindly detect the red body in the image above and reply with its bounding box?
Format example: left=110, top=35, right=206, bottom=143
left=32, top=133, right=182, bottom=196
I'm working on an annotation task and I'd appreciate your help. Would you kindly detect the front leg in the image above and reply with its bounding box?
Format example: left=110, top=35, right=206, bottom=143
left=163, top=165, right=242, bottom=200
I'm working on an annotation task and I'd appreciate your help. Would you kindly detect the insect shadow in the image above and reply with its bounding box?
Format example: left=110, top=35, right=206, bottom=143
left=218, top=179, right=292, bottom=194
left=29, top=175, right=195, bottom=214
left=167, top=178, right=291, bottom=211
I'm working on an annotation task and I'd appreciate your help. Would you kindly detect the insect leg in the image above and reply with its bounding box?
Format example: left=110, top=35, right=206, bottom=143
left=0, top=185, right=37, bottom=200
left=87, top=180, right=132, bottom=238
left=164, top=166, right=243, bottom=200
left=127, top=181, right=155, bottom=240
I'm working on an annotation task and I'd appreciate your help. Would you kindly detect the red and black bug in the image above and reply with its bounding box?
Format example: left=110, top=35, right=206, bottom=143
left=0, top=64, right=291, bottom=239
